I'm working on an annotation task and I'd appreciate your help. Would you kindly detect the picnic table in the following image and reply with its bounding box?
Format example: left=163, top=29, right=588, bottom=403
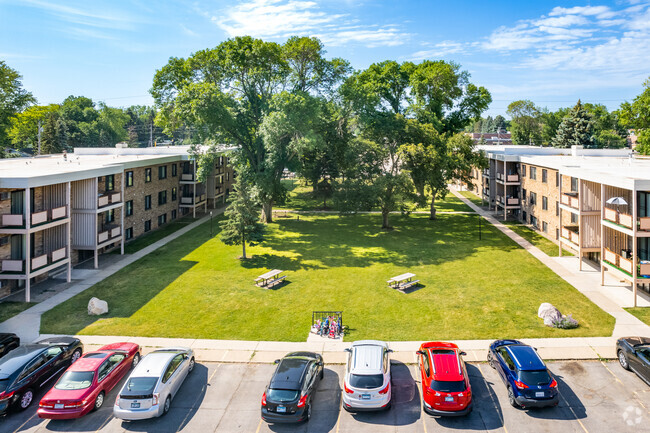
left=255, top=269, right=287, bottom=288
left=387, top=273, right=419, bottom=291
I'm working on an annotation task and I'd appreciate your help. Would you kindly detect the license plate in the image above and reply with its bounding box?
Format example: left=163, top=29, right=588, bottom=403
left=276, top=406, right=286, bottom=413
left=361, top=394, right=371, bottom=400
left=535, top=392, right=545, bottom=397
left=131, top=402, right=140, bottom=408
left=444, top=396, right=454, bottom=402
left=54, top=404, right=64, bottom=409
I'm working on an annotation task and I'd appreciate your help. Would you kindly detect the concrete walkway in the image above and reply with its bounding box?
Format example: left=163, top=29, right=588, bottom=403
left=0, top=211, right=220, bottom=342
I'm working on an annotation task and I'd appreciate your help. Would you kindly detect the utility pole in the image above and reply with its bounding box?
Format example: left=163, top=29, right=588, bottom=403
left=37, top=120, right=42, bottom=155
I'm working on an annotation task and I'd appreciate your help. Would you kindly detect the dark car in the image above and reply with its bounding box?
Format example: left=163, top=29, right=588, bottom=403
left=0, top=334, right=20, bottom=359
left=488, top=339, right=559, bottom=409
left=261, top=352, right=324, bottom=423
left=0, top=337, right=83, bottom=415
left=617, top=337, right=650, bottom=385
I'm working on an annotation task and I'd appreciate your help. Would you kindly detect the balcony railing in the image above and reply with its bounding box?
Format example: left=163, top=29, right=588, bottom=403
left=2, top=205, right=68, bottom=229
left=1, top=259, right=23, bottom=273
left=604, top=248, right=635, bottom=275
left=31, top=254, right=48, bottom=270
left=1, top=214, right=24, bottom=227
left=604, top=208, right=633, bottom=229
left=639, top=217, right=650, bottom=231
left=497, top=196, right=519, bottom=206
left=497, top=173, right=520, bottom=182
left=561, top=227, right=580, bottom=245
left=561, top=193, right=579, bottom=209
left=181, top=173, right=195, bottom=181
left=98, top=192, right=121, bottom=208
left=180, top=194, right=206, bottom=205
left=98, top=226, right=121, bottom=244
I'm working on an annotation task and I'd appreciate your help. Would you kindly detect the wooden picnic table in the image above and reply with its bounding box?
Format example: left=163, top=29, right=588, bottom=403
left=387, top=273, right=419, bottom=291
left=255, top=269, right=287, bottom=288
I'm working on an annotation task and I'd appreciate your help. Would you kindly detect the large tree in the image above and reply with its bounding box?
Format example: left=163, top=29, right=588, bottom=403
left=507, top=100, right=542, bottom=146
left=552, top=100, right=594, bottom=148
left=0, top=61, right=35, bottom=154
left=219, top=178, right=265, bottom=259
left=8, top=104, right=59, bottom=151
left=619, top=77, right=650, bottom=155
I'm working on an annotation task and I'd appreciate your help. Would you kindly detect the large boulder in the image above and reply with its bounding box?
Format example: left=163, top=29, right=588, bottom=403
left=538, top=303, right=562, bottom=327
left=88, top=297, right=109, bottom=315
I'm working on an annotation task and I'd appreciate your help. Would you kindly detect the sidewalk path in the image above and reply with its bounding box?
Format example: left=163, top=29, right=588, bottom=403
left=450, top=187, right=650, bottom=339
left=0, top=211, right=220, bottom=342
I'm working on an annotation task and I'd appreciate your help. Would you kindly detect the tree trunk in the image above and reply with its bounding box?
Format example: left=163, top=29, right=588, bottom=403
left=429, top=195, right=437, bottom=220
left=241, top=232, right=247, bottom=259
left=381, top=208, right=391, bottom=229
left=261, top=201, right=273, bottom=223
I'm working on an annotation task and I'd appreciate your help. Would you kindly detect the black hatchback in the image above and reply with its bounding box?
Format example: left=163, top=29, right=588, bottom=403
left=0, top=337, right=83, bottom=416
left=261, top=352, right=324, bottom=423
left=617, top=336, right=650, bottom=385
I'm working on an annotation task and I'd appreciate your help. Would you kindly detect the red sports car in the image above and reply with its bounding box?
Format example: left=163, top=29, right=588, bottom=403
left=37, top=342, right=140, bottom=420
left=416, top=341, right=472, bottom=416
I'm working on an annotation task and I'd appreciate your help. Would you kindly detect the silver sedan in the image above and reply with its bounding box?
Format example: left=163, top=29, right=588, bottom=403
left=113, top=347, right=195, bottom=420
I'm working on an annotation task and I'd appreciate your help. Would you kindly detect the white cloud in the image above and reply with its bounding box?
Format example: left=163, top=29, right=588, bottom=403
left=213, top=0, right=409, bottom=47
left=19, top=0, right=137, bottom=30
left=410, top=41, right=467, bottom=60
left=548, top=5, right=615, bottom=19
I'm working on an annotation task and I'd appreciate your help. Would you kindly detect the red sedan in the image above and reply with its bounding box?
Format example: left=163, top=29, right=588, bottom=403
left=416, top=341, right=472, bottom=416
left=37, top=342, right=140, bottom=420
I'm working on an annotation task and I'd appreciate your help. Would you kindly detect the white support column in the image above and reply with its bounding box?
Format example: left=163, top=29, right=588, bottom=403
left=193, top=162, right=197, bottom=219
left=632, top=185, right=638, bottom=307
left=94, top=177, right=99, bottom=269
left=559, top=173, right=563, bottom=257
left=600, top=183, right=605, bottom=286
left=120, top=172, right=125, bottom=255
left=66, top=181, right=71, bottom=283
left=578, top=178, right=583, bottom=271
left=25, top=187, right=31, bottom=302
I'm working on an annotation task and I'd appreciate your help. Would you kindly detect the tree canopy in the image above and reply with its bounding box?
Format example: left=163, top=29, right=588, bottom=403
left=0, top=61, right=35, bottom=153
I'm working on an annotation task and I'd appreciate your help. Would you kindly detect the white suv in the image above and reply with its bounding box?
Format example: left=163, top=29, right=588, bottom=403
left=342, top=340, right=392, bottom=411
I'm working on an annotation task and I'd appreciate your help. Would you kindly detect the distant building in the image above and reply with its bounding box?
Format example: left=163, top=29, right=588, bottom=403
left=466, top=132, right=513, bottom=146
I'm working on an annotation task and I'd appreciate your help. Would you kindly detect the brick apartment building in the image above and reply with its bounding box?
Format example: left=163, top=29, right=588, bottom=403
left=0, top=146, right=235, bottom=301
left=467, top=145, right=650, bottom=306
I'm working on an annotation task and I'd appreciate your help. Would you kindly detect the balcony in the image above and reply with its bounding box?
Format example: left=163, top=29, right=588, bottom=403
left=604, top=208, right=634, bottom=229
left=1, top=259, right=23, bottom=273
left=482, top=169, right=490, bottom=177
left=98, top=226, right=121, bottom=244
left=561, top=226, right=580, bottom=245
left=497, top=196, right=519, bottom=206
left=180, top=173, right=195, bottom=182
left=639, top=217, right=650, bottom=231
left=496, top=173, right=519, bottom=182
left=561, top=193, right=579, bottom=210
left=1, top=214, right=24, bottom=227
left=98, top=192, right=121, bottom=208
left=180, top=194, right=206, bottom=205
left=2, top=205, right=68, bottom=229
left=604, top=248, right=635, bottom=275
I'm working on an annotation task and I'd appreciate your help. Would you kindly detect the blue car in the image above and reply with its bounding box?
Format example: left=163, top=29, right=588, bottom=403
left=488, top=340, right=559, bottom=409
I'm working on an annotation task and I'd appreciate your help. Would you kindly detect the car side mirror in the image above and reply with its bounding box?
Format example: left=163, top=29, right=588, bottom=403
left=416, top=350, right=424, bottom=355
left=344, top=348, right=352, bottom=353
left=460, top=351, right=467, bottom=356
left=387, top=349, right=393, bottom=353
left=533, top=347, right=538, bottom=351
left=318, top=361, right=324, bottom=367
left=274, top=359, right=280, bottom=364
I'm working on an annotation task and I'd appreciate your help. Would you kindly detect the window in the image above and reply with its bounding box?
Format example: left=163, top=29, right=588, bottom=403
left=571, top=213, right=578, bottom=224
left=44, top=346, right=62, bottom=361
left=521, top=164, right=526, bottom=177
left=158, top=165, right=167, bottom=180
left=571, top=177, right=578, bottom=192
left=145, top=168, right=152, bottom=183
left=126, top=171, right=133, bottom=187
left=158, top=213, right=167, bottom=226
left=556, top=201, right=559, bottom=216
left=162, top=355, right=184, bottom=383
left=530, top=191, right=537, bottom=205
left=522, top=189, right=527, bottom=202
left=522, top=211, right=527, bottom=222
left=226, top=171, right=230, bottom=181
left=542, top=169, right=548, bottom=183
left=421, top=351, right=430, bottom=376
left=556, top=172, right=560, bottom=187
left=144, top=195, right=152, bottom=210
left=530, top=215, right=538, bottom=228
left=144, top=220, right=151, bottom=232
left=542, top=196, right=548, bottom=210
left=158, top=190, right=167, bottom=206
left=172, top=164, right=177, bottom=177
left=171, top=187, right=177, bottom=201
left=125, top=227, right=133, bottom=240
left=530, top=166, right=537, bottom=180
left=219, top=156, right=224, bottom=166
left=105, top=175, right=115, bottom=191
left=18, top=354, right=47, bottom=381
left=498, top=348, right=516, bottom=370
left=126, top=200, right=133, bottom=217
left=171, top=209, right=177, bottom=220
left=543, top=221, right=548, bottom=233
left=106, top=209, right=115, bottom=224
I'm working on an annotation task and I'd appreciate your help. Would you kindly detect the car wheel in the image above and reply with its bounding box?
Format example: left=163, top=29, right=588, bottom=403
left=188, top=357, right=195, bottom=373
left=18, top=389, right=34, bottom=411
left=319, top=368, right=324, bottom=380
left=132, top=352, right=141, bottom=368
left=93, top=391, right=105, bottom=411
left=487, top=352, right=495, bottom=368
left=384, top=401, right=392, bottom=411
left=507, top=386, right=519, bottom=408
left=163, top=396, right=171, bottom=416
left=618, top=350, right=630, bottom=371
left=71, top=348, right=82, bottom=364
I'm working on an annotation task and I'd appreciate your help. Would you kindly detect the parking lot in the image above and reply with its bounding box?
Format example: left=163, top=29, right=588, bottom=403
left=1, top=360, right=648, bottom=433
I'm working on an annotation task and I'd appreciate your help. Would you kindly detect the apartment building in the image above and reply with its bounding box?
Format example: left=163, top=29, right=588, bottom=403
left=0, top=146, right=235, bottom=302
left=468, top=145, right=650, bottom=306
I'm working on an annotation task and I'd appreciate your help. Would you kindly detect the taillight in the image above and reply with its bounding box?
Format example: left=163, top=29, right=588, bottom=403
left=0, top=391, right=15, bottom=401
left=64, top=401, right=84, bottom=409
left=115, top=396, right=121, bottom=406
left=152, top=393, right=159, bottom=406
left=378, top=383, right=390, bottom=395
left=550, top=379, right=557, bottom=388
left=297, top=394, right=308, bottom=408
left=261, top=392, right=266, bottom=406
left=344, top=383, right=354, bottom=394
left=514, top=380, right=529, bottom=389
left=39, top=401, right=54, bottom=408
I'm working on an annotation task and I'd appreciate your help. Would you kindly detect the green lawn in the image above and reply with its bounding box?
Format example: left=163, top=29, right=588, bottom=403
left=41, top=213, right=613, bottom=341
left=503, top=222, right=573, bottom=257
left=0, top=301, right=35, bottom=323
left=123, top=214, right=203, bottom=254
left=625, top=307, right=650, bottom=326
left=458, top=190, right=484, bottom=207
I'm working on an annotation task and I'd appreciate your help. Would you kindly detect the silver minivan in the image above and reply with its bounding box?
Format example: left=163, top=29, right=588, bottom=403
left=342, top=340, right=392, bottom=411
left=113, top=348, right=195, bottom=420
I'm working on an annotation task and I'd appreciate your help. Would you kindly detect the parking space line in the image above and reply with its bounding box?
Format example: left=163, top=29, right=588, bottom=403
left=558, top=393, right=589, bottom=433
left=12, top=412, right=38, bottom=433
left=476, top=364, right=508, bottom=433
left=176, top=364, right=221, bottom=433
left=599, top=361, right=623, bottom=385
left=95, top=412, right=114, bottom=433
left=600, top=361, right=647, bottom=411
left=335, top=388, right=343, bottom=433
left=254, top=418, right=262, bottom=433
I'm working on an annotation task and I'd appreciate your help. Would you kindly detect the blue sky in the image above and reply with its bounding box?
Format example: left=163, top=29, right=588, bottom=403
left=1, top=0, right=649, bottom=117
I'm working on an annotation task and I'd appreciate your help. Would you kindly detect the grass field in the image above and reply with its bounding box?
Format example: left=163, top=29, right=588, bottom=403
left=0, top=302, right=35, bottom=324
left=123, top=214, right=203, bottom=254
left=625, top=307, right=650, bottom=326
left=41, top=213, right=613, bottom=341
left=458, top=190, right=484, bottom=207
left=503, top=222, right=574, bottom=257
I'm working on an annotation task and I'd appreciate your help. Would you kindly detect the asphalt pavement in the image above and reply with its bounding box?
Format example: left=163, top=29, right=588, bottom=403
left=1, top=360, right=648, bottom=433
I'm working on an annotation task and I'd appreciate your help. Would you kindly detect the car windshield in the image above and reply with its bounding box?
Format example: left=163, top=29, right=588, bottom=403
left=125, top=377, right=158, bottom=393
left=430, top=380, right=466, bottom=393
left=82, top=353, right=107, bottom=359
left=267, top=388, right=299, bottom=402
left=518, top=370, right=552, bottom=386
left=349, top=374, right=384, bottom=389
left=55, top=371, right=94, bottom=390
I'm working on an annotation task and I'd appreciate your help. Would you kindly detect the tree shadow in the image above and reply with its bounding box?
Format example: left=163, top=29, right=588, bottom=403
left=239, top=253, right=324, bottom=272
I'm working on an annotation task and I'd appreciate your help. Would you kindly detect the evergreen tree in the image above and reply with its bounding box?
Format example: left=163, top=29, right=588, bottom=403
left=494, top=115, right=507, bottom=132
left=219, top=178, right=266, bottom=259
left=552, top=100, right=594, bottom=148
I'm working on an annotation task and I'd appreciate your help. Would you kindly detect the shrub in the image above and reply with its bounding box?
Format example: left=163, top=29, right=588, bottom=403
left=552, top=314, right=579, bottom=329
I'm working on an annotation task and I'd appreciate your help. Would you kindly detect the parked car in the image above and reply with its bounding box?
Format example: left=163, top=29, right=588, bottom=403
left=37, top=342, right=140, bottom=419
left=488, top=339, right=559, bottom=409
left=417, top=341, right=472, bottom=416
left=113, top=347, right=195, bottom=420
left=261, top=352, right=324, bottom=423
left=0, top=337, right=83, bottom=415
left=342, top=340, right=392, bottom=411
left=616, top=337, right=650, bottom=385
left=0, top=334, right=20, bottom=359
